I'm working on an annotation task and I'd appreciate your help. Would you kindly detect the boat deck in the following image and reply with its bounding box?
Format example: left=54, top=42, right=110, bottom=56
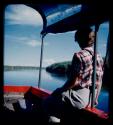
left=3, top=86, right=110, bottom=125
left=4, top=92, right=26, bottom=111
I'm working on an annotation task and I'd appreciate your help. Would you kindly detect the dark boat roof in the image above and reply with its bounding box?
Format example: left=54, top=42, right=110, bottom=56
left=26, top=3, right=110, bottom=34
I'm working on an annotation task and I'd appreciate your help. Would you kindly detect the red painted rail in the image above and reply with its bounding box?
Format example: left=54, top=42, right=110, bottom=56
left=4, top=85, right=108, bottom=120
left=84, top=107, right=108, bottom=119
left=4, top=85, right=30, bottom=93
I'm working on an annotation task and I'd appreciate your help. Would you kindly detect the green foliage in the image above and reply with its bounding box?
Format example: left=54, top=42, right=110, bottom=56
left=46, top=61, right=71, bottom=75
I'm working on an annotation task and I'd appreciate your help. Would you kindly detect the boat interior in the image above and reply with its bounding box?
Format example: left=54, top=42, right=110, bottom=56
left=1, top=2, right=112, bottom=125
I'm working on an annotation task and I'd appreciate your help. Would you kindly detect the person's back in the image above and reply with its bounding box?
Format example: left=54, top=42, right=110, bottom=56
left=42, top=27, right=104, bottom=123
left=74, top=47, right=103, bottom=89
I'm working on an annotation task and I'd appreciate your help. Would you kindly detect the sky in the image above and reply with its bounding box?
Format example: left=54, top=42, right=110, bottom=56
left=4, top=4, right=109, bottom=67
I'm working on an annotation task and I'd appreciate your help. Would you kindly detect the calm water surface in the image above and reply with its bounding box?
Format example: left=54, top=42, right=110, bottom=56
left=4, top=69, right=109, bottom=112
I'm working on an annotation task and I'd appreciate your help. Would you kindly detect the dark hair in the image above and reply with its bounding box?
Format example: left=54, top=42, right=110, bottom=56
left=75, top=27, right=93, bottom=48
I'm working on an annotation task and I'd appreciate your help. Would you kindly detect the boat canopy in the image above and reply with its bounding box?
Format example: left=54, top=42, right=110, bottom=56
left=27, top=4, right=109, bottom=35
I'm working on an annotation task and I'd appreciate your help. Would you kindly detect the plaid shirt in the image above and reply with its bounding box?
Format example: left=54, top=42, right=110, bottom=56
left=70, top=47, right=104, bottom=88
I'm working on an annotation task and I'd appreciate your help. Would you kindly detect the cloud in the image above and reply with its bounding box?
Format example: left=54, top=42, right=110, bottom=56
left=5, top=4, right=43, bottom=26
left=103, top=43, right=107, bottom=48
left=24, top=39, right=48, bottom=47
left=5, top=35, right=48, bottom=47
left=25, top=40, right=41, bottom=47
left=48, top=30, right=75, bottom=36
left=5, top=35, right=28, bottom=41
left=44, top=59, right=56, bottom=66
left=48, top=33, right=57, bottom=36
left=66, top=31, right=76, bottom=34
left=25, top=40, right=49, bottom=47
left=100, top=22, right=109, bottom=29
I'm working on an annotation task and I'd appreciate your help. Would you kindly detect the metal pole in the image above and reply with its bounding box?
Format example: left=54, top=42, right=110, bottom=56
left=91, top=24, right=99, bottom=108
left=38, top=34, right=46, bottom=88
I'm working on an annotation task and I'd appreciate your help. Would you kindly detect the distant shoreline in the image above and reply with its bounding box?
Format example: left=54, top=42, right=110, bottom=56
left=4, top=65, right=46, bottom=71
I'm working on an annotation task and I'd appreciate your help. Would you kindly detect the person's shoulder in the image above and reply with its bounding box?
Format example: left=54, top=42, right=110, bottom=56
left=74, top=52, right=81, bottom=58
left=73, top=52, right=82, bottom=62
left=74, top=49, right=84, bottom=55
left=76, top=49, right=88, bottom=58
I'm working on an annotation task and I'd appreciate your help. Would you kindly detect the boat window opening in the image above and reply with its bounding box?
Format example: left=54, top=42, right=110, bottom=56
left=90, top=22, right=109, bottom=109
left=4, top=4, right=44, bottom=87
left=96, top=22, right=109, bottom=111
left=92, top=22, right=109, bottom=58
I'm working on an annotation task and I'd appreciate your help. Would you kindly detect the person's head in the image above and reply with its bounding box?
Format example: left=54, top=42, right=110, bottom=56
left=74, top=27, right=95, bottom=49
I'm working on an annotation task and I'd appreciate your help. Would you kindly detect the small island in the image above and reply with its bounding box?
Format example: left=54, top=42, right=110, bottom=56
left=46, top=61, right=71, bottom=76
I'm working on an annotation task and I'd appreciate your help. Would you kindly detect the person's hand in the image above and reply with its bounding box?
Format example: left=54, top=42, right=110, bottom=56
left=94, top=99, right=98, bottom=106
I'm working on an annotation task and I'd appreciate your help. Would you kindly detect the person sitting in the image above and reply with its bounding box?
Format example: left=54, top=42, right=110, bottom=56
left=41, top=27, right=104, bottom=123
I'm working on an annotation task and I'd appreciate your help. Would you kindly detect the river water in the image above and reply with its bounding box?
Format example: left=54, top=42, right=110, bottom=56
left=4, top=69, right=109, bottom=112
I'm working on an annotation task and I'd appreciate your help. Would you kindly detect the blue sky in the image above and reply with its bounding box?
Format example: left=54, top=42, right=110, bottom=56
left=4, top=4, right=109, bottom=67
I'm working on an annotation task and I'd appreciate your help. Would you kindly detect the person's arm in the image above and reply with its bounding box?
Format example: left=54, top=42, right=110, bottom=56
left=52, top=54, right=81, bottom=95
left=95, top=82, right=102, bottom=105
left=61, top=54, right=81, bottom=90
left=95, top=57, right=104, bottom=105
left=51, top=74, right=79, bottom=96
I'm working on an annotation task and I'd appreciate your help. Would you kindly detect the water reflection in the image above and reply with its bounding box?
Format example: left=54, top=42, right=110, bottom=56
left=46, top=70, right=67, bottom=81
left=4, top=69, right=109, bottom=112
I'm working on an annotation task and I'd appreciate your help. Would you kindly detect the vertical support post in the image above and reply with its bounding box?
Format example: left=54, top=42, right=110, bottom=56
left=91, top=25, right=99, bottom=108
left=38, top=34, right=45, bottom=88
